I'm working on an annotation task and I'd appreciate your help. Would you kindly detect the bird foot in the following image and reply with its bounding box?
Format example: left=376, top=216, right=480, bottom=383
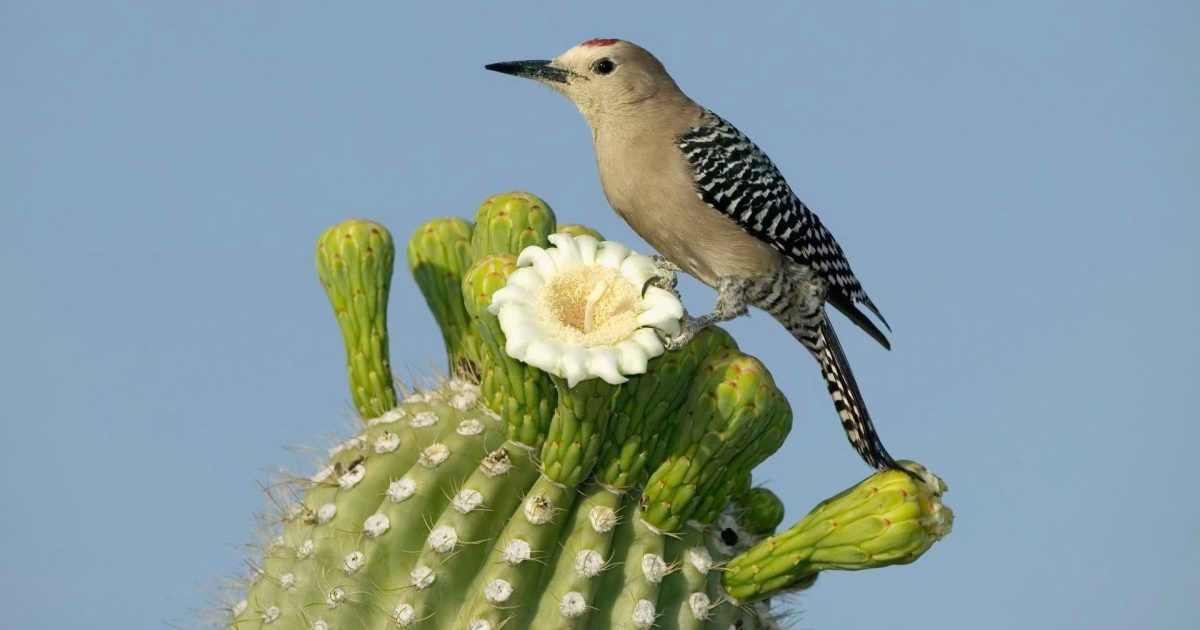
left=663, top=313, right=706, bottom=352
left=642, top=255, right=680, bottom=297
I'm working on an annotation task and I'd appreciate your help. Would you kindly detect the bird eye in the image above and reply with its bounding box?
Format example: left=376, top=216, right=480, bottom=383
left=593, top=58, right=616, bottom=75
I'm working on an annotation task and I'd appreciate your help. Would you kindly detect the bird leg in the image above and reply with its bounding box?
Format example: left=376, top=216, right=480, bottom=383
left=663, top=276, right=749, bottom=351
left=642, top=255, right=680, bottom=297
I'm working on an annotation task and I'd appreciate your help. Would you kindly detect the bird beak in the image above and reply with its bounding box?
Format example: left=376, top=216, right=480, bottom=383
left=485, top=59, right=570, bottom=84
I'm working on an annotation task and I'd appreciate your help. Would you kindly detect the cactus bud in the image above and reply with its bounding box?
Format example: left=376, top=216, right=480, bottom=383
left=471, top=191, right=556, bottom=259
left=722, top=462, right=954, bottom=601
left=316, top=219, right=398, bottom=417
left=737, top=487, right=786, bottom=535
left=407, top=217, right=481, bottom=379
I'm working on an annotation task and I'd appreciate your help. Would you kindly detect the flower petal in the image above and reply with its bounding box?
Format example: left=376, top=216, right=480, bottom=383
left=586, top=347, right=627, bottom=384
left=641, top=286, right=683, bottom=312
left=517, top=245, right=559, bottom=279
left=573, top=235, right=600, bottom=265
left=497, top=303, right=538, bottom=331
left=560, top=346, right=590, bottom=388
left=630, top=328, right=667, bottom=358
left=490, top=285, right=533, bottom=311
left=502, top=318, right=544, bottom=359
left=615, top=340, right=650, bottom=374
left=638, top=310, right=683, bottom=337
left=638, top=287, right=685, bottom=332
left=524, top=338, right=565, bottom=374
left=506, top=267, right=545, bottom=293
left=638, top=304, right=682, bottom=336
left=594, top=241, right=630, bottom=269
left=619, top=254, right=657, bottom=289
left=547, top=233, right=583, bottom=270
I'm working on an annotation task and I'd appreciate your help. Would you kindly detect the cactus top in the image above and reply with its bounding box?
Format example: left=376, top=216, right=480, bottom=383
left=489, top=233, right=683, bottom=387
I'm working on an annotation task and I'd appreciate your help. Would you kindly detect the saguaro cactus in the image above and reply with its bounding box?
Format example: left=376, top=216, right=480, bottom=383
left=227, top=191, right=952, bottom=630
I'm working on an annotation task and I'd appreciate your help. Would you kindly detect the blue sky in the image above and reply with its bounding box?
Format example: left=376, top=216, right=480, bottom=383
left=1, top=2, right=1197, bottom=628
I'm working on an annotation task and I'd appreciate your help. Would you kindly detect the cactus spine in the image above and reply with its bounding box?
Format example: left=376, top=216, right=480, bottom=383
left=227, top=192, right=952, bottom=629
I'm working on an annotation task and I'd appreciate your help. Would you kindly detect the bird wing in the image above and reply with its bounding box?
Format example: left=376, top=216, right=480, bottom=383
left=676, top=110, right=891, bottom=347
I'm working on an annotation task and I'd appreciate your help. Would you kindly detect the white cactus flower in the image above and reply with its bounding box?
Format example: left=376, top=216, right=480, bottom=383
left=489, top=233, right=683, bottom=387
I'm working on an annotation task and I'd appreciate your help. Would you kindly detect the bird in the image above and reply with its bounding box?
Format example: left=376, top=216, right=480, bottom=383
left=485, top=39, right=901, bottom=471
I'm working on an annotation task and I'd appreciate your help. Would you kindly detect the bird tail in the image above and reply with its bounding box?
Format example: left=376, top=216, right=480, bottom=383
left=812, top=315, right=899, bottom=470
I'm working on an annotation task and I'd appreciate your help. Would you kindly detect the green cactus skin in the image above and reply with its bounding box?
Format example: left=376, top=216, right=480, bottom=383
left=229, top=194, right=951, bottom=630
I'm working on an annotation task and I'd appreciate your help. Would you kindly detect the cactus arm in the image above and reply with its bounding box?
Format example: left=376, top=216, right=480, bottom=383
left=316, top=220, right=398, bottom=417
left=597, top=327, right=736, bottom=491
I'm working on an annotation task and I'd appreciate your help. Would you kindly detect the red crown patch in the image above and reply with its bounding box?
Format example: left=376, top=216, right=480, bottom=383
left=581, top=38, right=620, bottom=47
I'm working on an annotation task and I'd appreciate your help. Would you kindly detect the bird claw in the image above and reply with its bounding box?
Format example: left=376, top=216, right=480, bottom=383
left=662, top=316, right=700, bottom=352
left=663, top=332, right=693, bottom=352
left=642, top=255, right=680, bottom=297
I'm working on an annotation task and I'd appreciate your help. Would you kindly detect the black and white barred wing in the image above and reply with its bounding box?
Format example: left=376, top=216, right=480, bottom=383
left=677, top=111, right=891, bottom=347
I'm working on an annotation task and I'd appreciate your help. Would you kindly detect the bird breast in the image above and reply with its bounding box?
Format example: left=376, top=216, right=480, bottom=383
left=593, top=125, right=783, bottom=288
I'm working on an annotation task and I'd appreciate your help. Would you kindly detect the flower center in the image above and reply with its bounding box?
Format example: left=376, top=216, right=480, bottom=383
left=535, top=266, right=639, bottom=348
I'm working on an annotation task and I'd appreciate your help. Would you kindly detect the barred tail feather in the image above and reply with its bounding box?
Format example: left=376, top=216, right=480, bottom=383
left=815, top=316, right=898, bottom=470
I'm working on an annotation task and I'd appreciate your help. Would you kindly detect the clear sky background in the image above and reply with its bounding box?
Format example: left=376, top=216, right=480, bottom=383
left=2, top=2, right=1197, bottom=629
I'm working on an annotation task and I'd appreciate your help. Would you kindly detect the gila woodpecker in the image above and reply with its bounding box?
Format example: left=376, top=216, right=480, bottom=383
left=486, top=39, right=901, bottom=471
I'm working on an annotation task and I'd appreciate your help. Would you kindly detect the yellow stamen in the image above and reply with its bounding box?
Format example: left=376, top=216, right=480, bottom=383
left=536, top=266, right=638, bottom=347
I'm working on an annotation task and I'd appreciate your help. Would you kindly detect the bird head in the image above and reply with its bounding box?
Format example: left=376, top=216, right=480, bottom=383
left=486, top=39, right=683, bottom=124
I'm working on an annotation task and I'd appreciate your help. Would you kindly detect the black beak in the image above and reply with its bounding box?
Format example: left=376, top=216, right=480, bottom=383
left=485, top=59, right=570, bottom=84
